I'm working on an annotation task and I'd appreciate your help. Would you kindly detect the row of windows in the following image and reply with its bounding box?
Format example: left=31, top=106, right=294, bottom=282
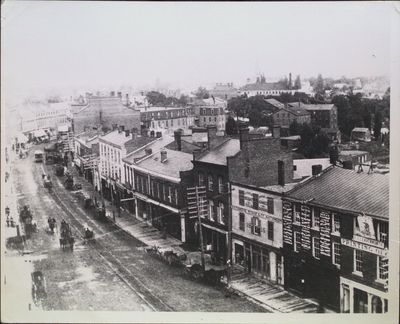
left=245, top=90, right=292, bottom=96
left=293, top=205, right=341, bottom=233
left=198, top=172, right=224, bottom=193
left=147, top=109, right=192, bottom=119
left=101, top=160, right=121, bottom=180
left=199, top=108, right=222, bottom=116
left=135, top=174, right=180, bottom=206
left=238, top=213, right=274, bottom=241
left=238, top=190, right=275, bottom=215
left=151, top=117, right=192, bottom=129
left=100, top=143, right=121, bottom=164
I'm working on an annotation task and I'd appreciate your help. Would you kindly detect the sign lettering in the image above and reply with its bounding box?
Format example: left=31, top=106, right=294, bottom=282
left=300, top=205, right=311, bottom=250
left=320, top=210, right=331, bottom=256
left=282, top=201, right=293, bottom=245
left=341, top=238, right=388, bottom=257
left=232, top=205, right=281, bottom=223
left=353, top=235, right=384, bottom=249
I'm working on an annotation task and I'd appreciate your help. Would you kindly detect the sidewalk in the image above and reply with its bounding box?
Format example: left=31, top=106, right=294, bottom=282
left=71, top=166, right=333, bottom=313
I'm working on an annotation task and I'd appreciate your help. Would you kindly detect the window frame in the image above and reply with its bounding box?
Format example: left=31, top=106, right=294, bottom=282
left=332, top=242, right=341, bottom=267
left=238, top=190, right=245, bottom=206
left=332, top=213, right=340, bottom=235
left=377, top=256, right=388, bottom=282
left=294, top=231, right=301, bottom=252
left=267, top=221, right=274, bottom=241
left=267, top=197, right=274, bottom=215
left=312, top=208, right=320, bottom=229
left=353, top=250, right=363, bottom=276
left=312, top=236, right=321, bottom=260
left=252, top=193, right=259, bottom=210
left=239, top=213, right=245, bottom=231
left=293, top=204, right=301, bottom=224
left=218, top=176, right=224, bottom=194
left=208, top=174, right=214, bottom=192
left=252, top=217, right=261, bottom=236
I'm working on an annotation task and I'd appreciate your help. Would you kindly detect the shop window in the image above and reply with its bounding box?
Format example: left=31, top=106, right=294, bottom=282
left=251, top=217, right=261, bottom=236
left=294, top=231, right=301, bottom=252
left=377, top=256, right=388, bottom=281
left=239, top=213, right=245, bottom=231
left=312, top=237, right=320, bottom=259
left=252, top=193, right=259, bottom=210
left=267, top=197, right=274, bottom=214
left=312, top=208, right=320, bottom=228
left=267, top=221, right=274, bottom=241
left=208, top=174, right=214, bottom=191
left=354, top=250, right=363, bottom=275
left=239, top=190, right=245, bottom=206
left=332, top=242, right=341, bottom=266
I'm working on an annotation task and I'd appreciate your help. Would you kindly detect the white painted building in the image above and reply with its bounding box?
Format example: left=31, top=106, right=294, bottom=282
left=231, top=182, right=298, bottom=285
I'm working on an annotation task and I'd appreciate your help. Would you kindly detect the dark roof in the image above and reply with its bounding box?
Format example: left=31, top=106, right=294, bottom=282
left=265, top=98, right=285, bottom=109
left=197, top=139, right=240, bottom=166
left=165, top=137, right=202, bottom=154
left=276, top=106, right=310, bottom=117
left=286, top=167, right=389, bottom=218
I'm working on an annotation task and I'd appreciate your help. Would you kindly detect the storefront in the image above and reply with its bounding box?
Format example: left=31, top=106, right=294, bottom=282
left=340, top=277, right=388, bottom=313
left=201, top=224, right=227, bottom=265
left=233, top=237, right=284, bottom=285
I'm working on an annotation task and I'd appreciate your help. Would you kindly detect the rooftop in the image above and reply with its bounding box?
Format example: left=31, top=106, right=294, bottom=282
left=287, top=166, right=389, bottom=219
left=123, top=135, right=175, bottom=164
left=265, top=98, right=285, bottom=110
left=136, top=148, right=194, bottom=179
left=301, top=103, right=336, bottom=111
left=197, top=139, right=241, bottom=166
left=339, top=150, right=369, bottom=156
left=100, top=130, right=147, bottom=148
left=240, top=82, right=285, bottom=91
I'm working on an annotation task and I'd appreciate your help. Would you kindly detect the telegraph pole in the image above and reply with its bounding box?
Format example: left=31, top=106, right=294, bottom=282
left=227, top=182, right=232, bottom=286
left=196, top=186, right=206, bottom=272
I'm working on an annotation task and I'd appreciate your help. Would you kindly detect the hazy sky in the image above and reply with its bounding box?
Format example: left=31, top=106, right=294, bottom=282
left=1, top=1, right=394, bottom=98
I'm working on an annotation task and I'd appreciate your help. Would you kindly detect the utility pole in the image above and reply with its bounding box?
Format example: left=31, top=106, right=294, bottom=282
left=227, top=182, right=232, bottom=286
left=196, top=186, right=206, bottom=272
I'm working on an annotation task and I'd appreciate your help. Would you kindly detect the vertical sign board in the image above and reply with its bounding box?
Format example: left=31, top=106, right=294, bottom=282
left=282, top=201, right=293, bottom=245
left=320, top=210, right=331, bottom=256
left=187, top=186, right=208, bottom=220
left=300, top=205, right=311, bottom=250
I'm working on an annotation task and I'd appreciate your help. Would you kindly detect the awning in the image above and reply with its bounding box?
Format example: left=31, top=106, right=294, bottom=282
left=58, top=125, right=69, bottom=132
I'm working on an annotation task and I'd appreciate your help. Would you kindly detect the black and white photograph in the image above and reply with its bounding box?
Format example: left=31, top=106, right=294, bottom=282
left=1, top=1, right=399, bottom=323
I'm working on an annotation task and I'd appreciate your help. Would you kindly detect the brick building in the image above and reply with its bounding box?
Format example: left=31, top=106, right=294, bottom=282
left=282, top=166, right=389, bottom=312
left=228, top=128, right=297, bottom=285
left=272, top=106, right=311, bottom=127
left=191, top=97, right=227, bottom=134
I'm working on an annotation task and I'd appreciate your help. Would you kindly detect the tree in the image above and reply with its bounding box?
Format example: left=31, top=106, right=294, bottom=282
left=225, top=116, right=238, bottom=135
left=146, top=91, right=167, bottom=106
left=195, top=87, right=210, bottom=99
left=314, top=74, right=325, bottom=95
left=294, top=75, right=301, bottom=90
left=373, top=111, right=382, bottom=141
left=289, top=120, right=301, bottom=136
left=178, top=95, right=189, bottom=106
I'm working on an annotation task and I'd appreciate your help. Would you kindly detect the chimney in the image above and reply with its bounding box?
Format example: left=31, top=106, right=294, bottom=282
left=289, top=73, right=292, bottom=90
left=112, top=124, right=118, bottom=131
left=110, top=91, right=115, bottom=97
left=174, top=130, right=182, bottom=151
left=238, top=123, right=250, bottom=150
left=117, top=92, right=122, bottom=98
left=125, top=130, right=130, bottom=137
left=156, top=131, right=162, bottom=138
left=131, top=132, right=137, bottom=140
left=145, top=148, right=152, bottom=155
left=120, top=125, right=125, bottom=132
left=160, top=150, right=167, bottom=163
left=126, top=93, right=129, bottom=103
left=278, top=160, right=285, bottom=186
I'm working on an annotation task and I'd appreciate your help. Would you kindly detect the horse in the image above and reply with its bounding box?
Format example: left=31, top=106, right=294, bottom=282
left=59, top=236, right=74, bottom=251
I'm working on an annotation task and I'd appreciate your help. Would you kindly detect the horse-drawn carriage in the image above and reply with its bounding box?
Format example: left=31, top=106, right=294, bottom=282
left=59, top=220, right=74, bottom=251
left=184, top=252, right=227, bottom=285
left=19, top=205, right=37, bottom=238
left=43, top=175, right=52, bottom=190
left=54, top=164, right=65, bottom=177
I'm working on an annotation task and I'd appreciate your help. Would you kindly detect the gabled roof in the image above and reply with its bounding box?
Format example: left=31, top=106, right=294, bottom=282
left=197, top=139, right=241, bottom=166
left=136, top=148, right=193, bottom=180
left=286, top=167, right=389, bottom=219
left=301, top=104, right=336, bottom=111
left=265, top=98, right=285, bottom=110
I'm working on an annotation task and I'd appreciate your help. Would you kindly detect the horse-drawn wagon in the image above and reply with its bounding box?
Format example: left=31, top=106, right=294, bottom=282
left=184, top=252, right=227, bottom=285
left=59, top=220, right=74, bottom=251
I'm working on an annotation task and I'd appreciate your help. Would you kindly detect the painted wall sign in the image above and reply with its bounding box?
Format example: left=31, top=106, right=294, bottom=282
left=241, top=191, right=276, bottom=216
left=353, top=235, right=384, bottom=249
left=300, top=205, right=311, bottom=250
left=232, top=205, right=281, bottom=223
left=355, top=214, right=376, bottom=240
left=341, top=238, right=388, bottom=257
left=282, top=201, right=293, bottom=245
left=319, top=210, right=331, bottom=256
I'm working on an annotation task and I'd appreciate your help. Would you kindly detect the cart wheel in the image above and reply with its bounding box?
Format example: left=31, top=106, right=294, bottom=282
left=191, top=264, right=203, bottom=280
